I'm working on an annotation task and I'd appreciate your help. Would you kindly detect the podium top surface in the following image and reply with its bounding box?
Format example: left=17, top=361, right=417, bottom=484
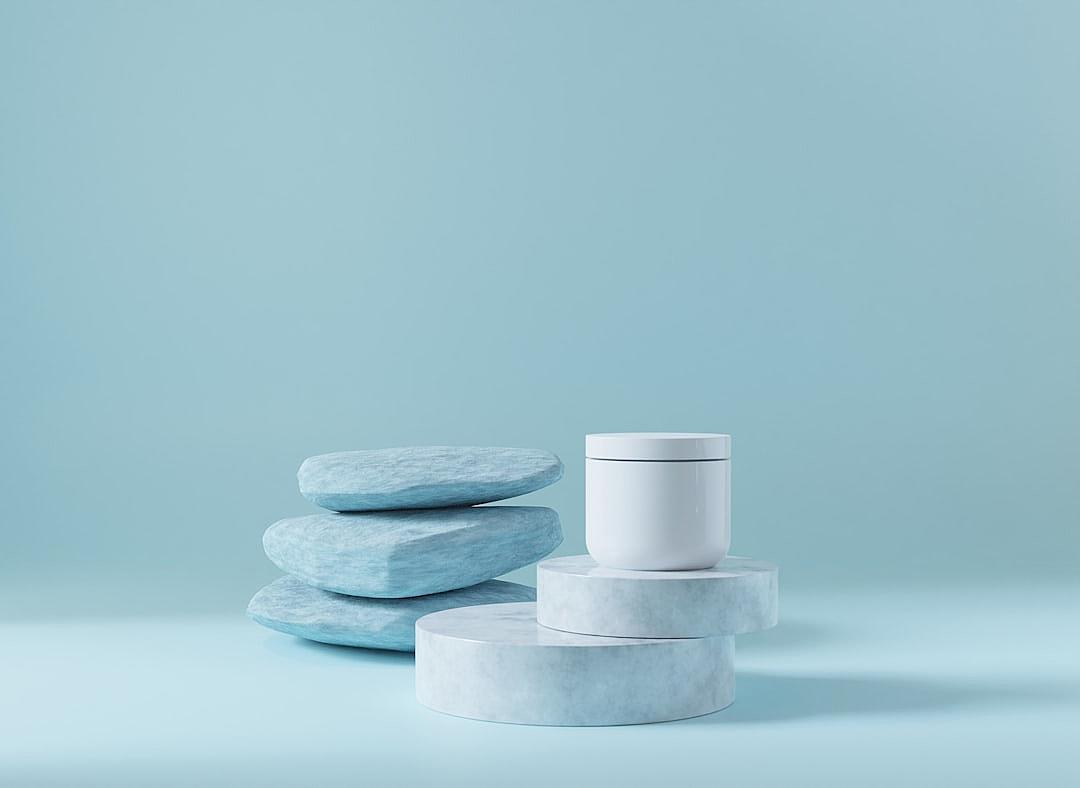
left=540, top=554, right=776, bottom=581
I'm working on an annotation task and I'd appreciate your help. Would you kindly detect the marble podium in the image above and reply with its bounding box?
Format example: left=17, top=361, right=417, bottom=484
left=537, top=555, right=777, bottom=638
left=415, top=554, right=777, bottom=725
left=415, top=602, right=735, bottom=726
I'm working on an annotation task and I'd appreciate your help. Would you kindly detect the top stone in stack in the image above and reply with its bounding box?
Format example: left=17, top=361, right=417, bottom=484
left=298, top=446, right=564, bottom=511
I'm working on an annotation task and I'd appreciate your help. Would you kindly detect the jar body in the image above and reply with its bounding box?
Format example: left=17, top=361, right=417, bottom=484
left=585, top=457, right=730, bottom=571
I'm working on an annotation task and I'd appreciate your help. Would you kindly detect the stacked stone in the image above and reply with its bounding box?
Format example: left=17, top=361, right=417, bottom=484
left=247, top=446, right=564, bottom=651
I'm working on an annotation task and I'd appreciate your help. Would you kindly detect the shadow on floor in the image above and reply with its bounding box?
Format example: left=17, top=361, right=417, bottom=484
left=257, top=617, right=838, bottom=668
left=737, top=617, right=839, bottom=651
left=263, top=632, right=416, bottom=666
left=680, top=672, right=1079, bottom=725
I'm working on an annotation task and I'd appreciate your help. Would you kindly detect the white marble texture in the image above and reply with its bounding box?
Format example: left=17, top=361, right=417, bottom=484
left=537, top=554, right=778, bottom=638
left=415, top=602, right=734, bottom=726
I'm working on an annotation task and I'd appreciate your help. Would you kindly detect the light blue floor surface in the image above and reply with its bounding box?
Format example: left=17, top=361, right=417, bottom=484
left=2, top=584, right=1077, bottom=786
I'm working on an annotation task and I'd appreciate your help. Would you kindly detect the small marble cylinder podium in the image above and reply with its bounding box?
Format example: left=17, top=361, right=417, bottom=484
left=415, top=602, right=734, bottom=726
left=537, top=555, right=778, bottom=638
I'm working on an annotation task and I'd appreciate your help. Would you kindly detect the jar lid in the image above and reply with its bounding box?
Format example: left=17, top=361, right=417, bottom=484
left=585, top=432, right=731, bottom=461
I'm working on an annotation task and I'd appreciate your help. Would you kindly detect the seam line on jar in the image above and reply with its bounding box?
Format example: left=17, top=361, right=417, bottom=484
left=584, top=457, right=730, bottom=463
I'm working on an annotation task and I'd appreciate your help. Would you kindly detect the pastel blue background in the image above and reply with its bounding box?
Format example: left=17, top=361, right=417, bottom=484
left=1, top=2, right=1077, bottom=785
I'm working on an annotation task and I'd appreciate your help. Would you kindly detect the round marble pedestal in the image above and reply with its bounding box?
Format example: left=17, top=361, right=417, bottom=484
left=415, top=602, right=734, bottom=726
left=537, top=555, right=778, bottom=638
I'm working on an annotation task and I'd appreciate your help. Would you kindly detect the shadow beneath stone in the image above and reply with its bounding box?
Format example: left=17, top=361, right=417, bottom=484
left=263, top=632, right=416, bottom=665
left=680, top=672, right=1077, bottom=725
left=737, top=617, right=838, bottom=652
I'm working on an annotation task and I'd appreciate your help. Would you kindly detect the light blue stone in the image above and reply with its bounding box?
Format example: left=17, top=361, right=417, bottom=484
left=416, top=602, right=735, bottom=725
left=247, top=575, right=536, bottom=651
left=297, top=446, right=563, bottom=511
left=263, top=506, right=562, bottom=597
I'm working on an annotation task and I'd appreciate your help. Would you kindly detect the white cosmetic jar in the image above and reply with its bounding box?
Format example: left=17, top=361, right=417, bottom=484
left=585, top=433, right=731, bottom=571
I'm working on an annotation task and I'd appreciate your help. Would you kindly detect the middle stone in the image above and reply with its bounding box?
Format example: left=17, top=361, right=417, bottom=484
left=263, top=506, right=562, bottom=597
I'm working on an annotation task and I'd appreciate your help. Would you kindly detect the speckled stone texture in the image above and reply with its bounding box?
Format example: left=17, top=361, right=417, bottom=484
left=247, top=576, right=536, bottom=651
left=298, top=446, right=564, bottom=512
left=416, top=602, right=734, bottom=726
left=263, top=506, right=562, bottom=597
left=537, top=554, right=777, bottom=638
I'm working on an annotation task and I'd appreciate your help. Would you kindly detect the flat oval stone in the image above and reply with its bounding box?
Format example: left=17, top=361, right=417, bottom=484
left=248, top=576, right=536, bottom=651
left=537, top=554, right=777, bottom=638
left=416, top=602, right=734, bottom=725
left=263, top=506, right=562, bottom=598
left=298, top=446, right=564, bottom=511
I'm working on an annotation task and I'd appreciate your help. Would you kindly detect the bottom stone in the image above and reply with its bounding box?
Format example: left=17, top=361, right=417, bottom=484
left=248, top=576, right=536, bottom=651
left=415, top=602, right=733, bottom=726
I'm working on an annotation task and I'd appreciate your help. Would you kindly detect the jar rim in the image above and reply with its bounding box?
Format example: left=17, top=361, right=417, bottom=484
left=585, top=432, right=731, bottom=461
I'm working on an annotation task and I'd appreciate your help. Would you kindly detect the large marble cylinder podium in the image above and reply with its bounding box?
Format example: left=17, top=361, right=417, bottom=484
left=416, top=602, right=735, bottom=726
left=415, top=554, right=778, bottom=726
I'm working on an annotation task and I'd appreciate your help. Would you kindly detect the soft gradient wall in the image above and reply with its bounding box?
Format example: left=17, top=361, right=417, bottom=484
left=2, top=1, right=1077, bottom=614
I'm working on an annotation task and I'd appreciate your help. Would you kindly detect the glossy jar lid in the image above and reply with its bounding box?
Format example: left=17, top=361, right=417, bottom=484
left=585, top=432, right=731, bottom=461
